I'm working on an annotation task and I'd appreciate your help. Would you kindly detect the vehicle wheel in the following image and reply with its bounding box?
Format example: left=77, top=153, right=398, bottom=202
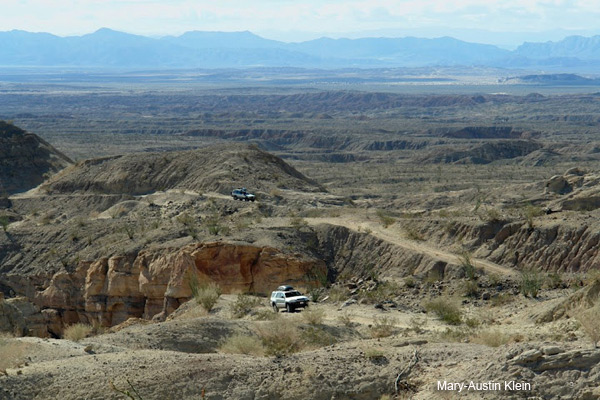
left=272, top=303, right=279, bottom=313
left=286, top=303, right=293, bottom=313
left=251, top=198, right=255, bottom=202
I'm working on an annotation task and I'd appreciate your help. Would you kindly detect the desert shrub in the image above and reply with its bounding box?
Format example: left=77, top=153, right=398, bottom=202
left=463, top=317, right=480, bottom=329
left=254, top=309, right=279, bottom=321
left=584, top=269, right=600, bottom=286
left=520, top=204, right=543, bottom=229
left=289, top=214, right=308, bottom=230
left=308, top=287, right=325, bottom=303
left=460, top=280, right=479, bottom=297
left=409, top=316, right=427, bottom=334
left=220, top=334, right=264, bottom=356
left=364, top=347, right=385, bottom=359
left=424, top=269, right=442, bottom=284
left=258, top=321, right=304, bottom=356
left=404, top=223, right=425, bottom=241
left=302, top=307, right=325, bottom=325
left=360, top=281, right=400, bottom=304
left=486, top=273, right=502, bottom=287
left=370, top=316, right=396, bottom=338
left=328, top=286, right=349, bottom=302
left=301, top=326, right=337, bottom=347
left=520, top=269, right=543, bottom=298
left=479, top=207, right=502, bottom=223
left=110, top=378, right=145, bottom=400
left=457, top=251, right=477, bottom=280
left=470, top=329, right=510, bottom=347
left=0, top=216, right=9, bottom=232
left=376, top=209, right=395, bottom=228
left=490, top=293, right=513, bottom=307
left=424, top=298, right=462, bottom=325
left=0, top=334, right=28, bottom=371
left=63, top=323, right=93, bottom=342
left=440, top=327, right=471, bottom=342
left=404, top=276, right=417, bottom=288
left=230, top=293, right=262, bottom=319
left=176, top=212, right=199, bottom=239
left=576, top=306, right=600, bottom=348
left=546, top=272, right=564, bottom=289
left=188, top=273, right=221, bottom=312
left=337, top=312, right=353, bottom=327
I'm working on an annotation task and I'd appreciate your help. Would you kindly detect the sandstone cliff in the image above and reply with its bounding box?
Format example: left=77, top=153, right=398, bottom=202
left=30, top=241, right=324, bottom=336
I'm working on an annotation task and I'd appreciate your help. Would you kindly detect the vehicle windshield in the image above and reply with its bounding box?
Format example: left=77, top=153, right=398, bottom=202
left=285, top=291, right=302, bottom=297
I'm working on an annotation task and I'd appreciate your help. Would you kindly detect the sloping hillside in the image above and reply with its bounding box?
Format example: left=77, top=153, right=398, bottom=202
left=43, top=143, right=322, bottom=195
left=0, top=121, right=72, bottom=194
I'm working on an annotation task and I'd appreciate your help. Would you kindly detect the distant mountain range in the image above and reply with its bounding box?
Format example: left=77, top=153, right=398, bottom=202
left=1, top=28, right=600, bottom=70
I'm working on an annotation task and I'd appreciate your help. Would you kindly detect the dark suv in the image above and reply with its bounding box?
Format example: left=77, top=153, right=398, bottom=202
left=231, top=188, right=256, bottom=202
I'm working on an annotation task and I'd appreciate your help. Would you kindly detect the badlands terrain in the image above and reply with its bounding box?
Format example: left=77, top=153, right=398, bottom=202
left=2, top=81, right=600, bottom=399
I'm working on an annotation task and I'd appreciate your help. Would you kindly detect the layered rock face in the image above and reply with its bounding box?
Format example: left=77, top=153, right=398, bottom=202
left=30, top=242, right=325, bottom=336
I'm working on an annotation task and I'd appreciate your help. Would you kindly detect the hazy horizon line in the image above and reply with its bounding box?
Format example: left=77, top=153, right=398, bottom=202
left=4, top=26, right=600, bottom=49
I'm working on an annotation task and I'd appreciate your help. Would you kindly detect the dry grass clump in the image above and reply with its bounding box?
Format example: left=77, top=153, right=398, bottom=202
left=230, top=293, right=262, bottom=319
left=302, top=307, right=325, bottom=325
left=576, top=305, right=600, bottom=348
left=188, top=273, right=221, bottom=312
left=404, top=223, right=425, bottom=241
left=337, top=312, right=354, bottom=327
left=328, top=286, right=349, bottom=302
left=424, top=297, right=462, bottom=325
left=0, top=334, right=28, bottom=371
left=364, top=347, right=385, bottom=359
left=301, top=326, right=337, bottom=347
left=470, top=329, right=511, bottom=347
left=258, top=321, right=304, bottom=357
left=63, top=323, right=93, bottom=342
left=219, top=334, right=265, bottom=356
left=253, top=309, right=280, bottom=321
left=370, top=315, right=396, bottom=338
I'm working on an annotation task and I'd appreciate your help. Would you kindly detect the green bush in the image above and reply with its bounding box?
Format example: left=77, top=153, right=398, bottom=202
left=376, top=209, right=395, bottom=228
left=457, top=251, right=477, bottom=280
left=0, top=216, right=9, bottom=232
left=520, top=269, right=542, bottom=298
left=230, top=293, right=262, bottom=319
left=424, top=298, right=462, bottom=325
left=188, top=273, right=221, bottom=312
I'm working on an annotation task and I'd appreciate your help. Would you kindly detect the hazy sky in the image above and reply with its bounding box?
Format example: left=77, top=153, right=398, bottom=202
left=3, top=0, right=600, bottom=45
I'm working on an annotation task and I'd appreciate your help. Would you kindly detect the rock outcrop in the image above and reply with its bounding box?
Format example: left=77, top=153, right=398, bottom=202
left=545, top=168, right=600, bottom=211
left=0, top=121, right=72, bottom=194
left=420, top=140, right=543, bottom=164
left=28, top=241, right=325, bottom=336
